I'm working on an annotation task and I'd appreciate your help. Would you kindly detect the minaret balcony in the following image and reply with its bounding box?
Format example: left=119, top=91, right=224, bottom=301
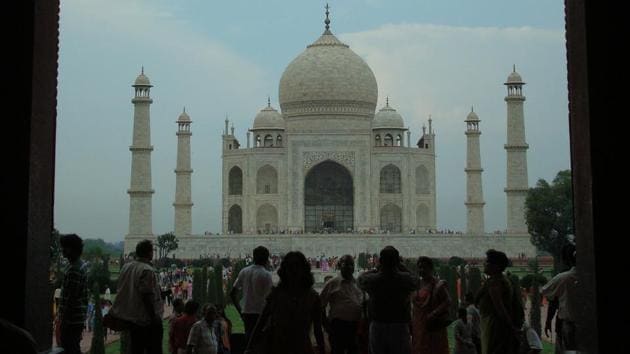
left=504, top=143, right=529, bottom=150
left=131, top=97, right=153, bottom=104
left=127, top=189, right=155, bottom=195
left=129, top=145, right=154, bottom=152
left=464, top=168, right=483, bottom=173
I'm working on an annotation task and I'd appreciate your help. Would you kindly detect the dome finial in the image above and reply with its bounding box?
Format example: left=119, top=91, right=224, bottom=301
left=324, top=3, right=331, bottom=32
left=386, top=96, right=389, bottom=107
left=183, top=106, right=186, bottom=113
left=471, top=106, right=474, bottom=113
left=141, top=66, right=144, bottom=75
left=267, top=96, right=271, bottom=107
left=513, top=64, right=516, bottom=73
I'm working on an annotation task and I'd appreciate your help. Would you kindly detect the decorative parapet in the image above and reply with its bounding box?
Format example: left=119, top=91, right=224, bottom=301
left=303, top=151, right=355, bottom=172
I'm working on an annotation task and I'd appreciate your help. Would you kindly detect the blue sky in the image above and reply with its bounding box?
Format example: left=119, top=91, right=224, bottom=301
left=55, top=0, right=569, bottom=242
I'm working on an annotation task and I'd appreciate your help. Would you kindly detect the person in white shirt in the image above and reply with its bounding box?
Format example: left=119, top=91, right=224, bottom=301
left=229, top=246, right=273, bottom=343
left=187, top=304, right=218, bottom=354
left=541, top=243, right=577, bottom=352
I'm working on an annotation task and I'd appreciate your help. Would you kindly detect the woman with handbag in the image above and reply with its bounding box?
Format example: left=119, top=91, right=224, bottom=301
left=245, top=251, right=326, bottom=354
left=411, top=256, right=450, bottom=354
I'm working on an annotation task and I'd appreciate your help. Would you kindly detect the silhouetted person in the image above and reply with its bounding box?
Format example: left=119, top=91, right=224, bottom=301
left=0, top=318, right=38, bottom=354
left=111, top=239, right=164, bottom=354
left=229, top=246, right=273, bottom=344
left=465, top=292, right=482, bottom=354
left=358, top=246, right=418, bottom=354
left=246, top=251, right=325, bottom=354
left=476, top=249, right=521, bottom=354
left=542, top=243, right=577, bottom=352
left=56, top=234, right=88, bottom=354
left=320, top=254, right=362, bottom=354
left=411, top=256, right=450, bottom=354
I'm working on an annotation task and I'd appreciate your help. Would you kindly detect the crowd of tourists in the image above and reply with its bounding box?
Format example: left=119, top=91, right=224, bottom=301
left=52, top=233, right=578, bottom=354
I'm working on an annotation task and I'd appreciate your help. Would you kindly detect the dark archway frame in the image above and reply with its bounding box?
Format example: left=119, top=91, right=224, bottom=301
left=8, top=1, right=618, bottom=351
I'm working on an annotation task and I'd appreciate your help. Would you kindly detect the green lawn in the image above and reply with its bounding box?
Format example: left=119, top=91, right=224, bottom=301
left=104, top=304, right=243, bottom=353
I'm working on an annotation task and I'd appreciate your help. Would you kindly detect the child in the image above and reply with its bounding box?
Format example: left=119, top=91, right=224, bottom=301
left=520, top=322, right=543, bottom=354
left=453, top=307, right=477, bottom=354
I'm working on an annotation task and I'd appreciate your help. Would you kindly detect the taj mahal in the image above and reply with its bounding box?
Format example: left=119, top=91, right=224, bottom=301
left=124, top=10, right=536, bottom=259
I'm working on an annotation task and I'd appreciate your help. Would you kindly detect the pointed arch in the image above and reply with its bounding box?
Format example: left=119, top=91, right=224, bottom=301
left=380, top=164, right=401, bottom=193
left=263, top=134, right=273, bottom=147
left=416, top=165, right=430, bottom=194
left=228, top=204, right=242, bottom=234
left=228, top=166, right=243, bottom=195
left=256, top=204, right=278, bottom=234
left=380, top=204, right=402, bottom=233
left=304, top=160, right=354, bottom=233
left=384, top=134, right=393, bottom=146
left=257, top=165, right=278, bottom=194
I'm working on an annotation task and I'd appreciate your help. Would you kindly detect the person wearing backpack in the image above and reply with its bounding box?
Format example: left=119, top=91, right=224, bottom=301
left=476, top=249, right=522, bottom=354
left=411, top=256, right=450, bottom=354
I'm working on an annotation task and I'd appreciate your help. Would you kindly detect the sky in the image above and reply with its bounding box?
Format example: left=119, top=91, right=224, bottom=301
left=55, top=0, right=570, bottom=243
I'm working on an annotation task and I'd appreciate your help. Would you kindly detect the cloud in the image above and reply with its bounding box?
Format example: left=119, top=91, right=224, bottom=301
left=56, top=0, right=271, bottom=241
left=340, top=23, right=570, bottom=232
left=56, top=2, right=570, bottom=241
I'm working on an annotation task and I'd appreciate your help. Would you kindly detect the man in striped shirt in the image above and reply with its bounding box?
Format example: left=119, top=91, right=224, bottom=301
left=56, top=234, right=88, bottom=354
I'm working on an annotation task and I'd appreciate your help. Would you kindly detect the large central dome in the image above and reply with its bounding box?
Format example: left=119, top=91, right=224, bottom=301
left=278, top=29, right=378, bottom=117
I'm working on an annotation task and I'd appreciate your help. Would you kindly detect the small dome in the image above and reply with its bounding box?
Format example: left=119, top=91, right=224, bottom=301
left=506, top=71, right=523, bottom=84
left=373, top=102, right=405, bottom=129
left=134, top=72, right=151, bottom=86
left=465, top=110, right=479, bottom=121
left=253, top=104, right=284, bottom=130
left=177, top=109, right=191, bottom=122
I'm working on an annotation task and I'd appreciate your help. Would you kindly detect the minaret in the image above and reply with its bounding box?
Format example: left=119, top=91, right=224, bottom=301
left=504, top=66, right=529, bottom=234
left=173, top=108, right=193, bottom=237
left=125, top=68, right=155, bottom=255
left=465, top=107, right=485, bottom=235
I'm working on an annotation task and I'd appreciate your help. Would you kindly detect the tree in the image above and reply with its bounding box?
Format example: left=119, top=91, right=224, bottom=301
left=87, top=256, right=111, bottom=294
left=467, top=266, right=482, bottom=298
left=438, top=265, right=458, bottom=317
left=50, top=228, right=64, bottom=289
left=201, top=266, right=209, bottom=305
left=214, top=264, right=225, bottom=307
left=157, top=232, right=179, bottom=259
left=227, top=259, right=246, bottom=305
left=525, top=170, right=574, bottom=273
left=192, top=269, right=202, bottom=303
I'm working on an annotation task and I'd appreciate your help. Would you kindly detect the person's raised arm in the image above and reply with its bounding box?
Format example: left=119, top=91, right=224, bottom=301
left=230, top=271, right=244, bottom=316
left=545, top=297, right=559, bottom=337
left=319, top=280, right=332, bottom=333
left=312, top=294, right=326, bottom=354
